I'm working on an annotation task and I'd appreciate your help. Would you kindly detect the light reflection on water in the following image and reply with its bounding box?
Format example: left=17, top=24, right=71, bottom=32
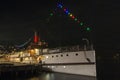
left=28, top=73, right=55, bottom=80
left=25, top=72, right=95, bottom=80
left=1, top=72, right=95, bottom=80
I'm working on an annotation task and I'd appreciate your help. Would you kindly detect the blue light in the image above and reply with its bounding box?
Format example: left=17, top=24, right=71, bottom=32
left=57, top=4, right=63, bottom=8
left=60, top=5, right=63, bottom=8
left=65, top=10, right=69, bottom=14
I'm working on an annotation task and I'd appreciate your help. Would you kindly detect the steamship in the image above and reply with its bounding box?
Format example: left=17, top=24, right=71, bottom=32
left=6, top=32, right=96, bottom=79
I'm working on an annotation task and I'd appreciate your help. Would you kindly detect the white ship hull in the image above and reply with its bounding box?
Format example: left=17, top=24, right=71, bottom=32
left=41, top=50, right=96, bottom=78
left=43, top=64, right=96, bottom=76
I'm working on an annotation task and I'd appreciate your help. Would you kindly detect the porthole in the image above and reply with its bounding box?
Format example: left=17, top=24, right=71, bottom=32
left=56, top=55, right=58, bottom=57
left=61, top=55, right=63, bottom=57
left=76, top=53, right=78, bottom=56
left=52, top=56, right=54, bottom=58
left=66, top=54, right=69, bottom=56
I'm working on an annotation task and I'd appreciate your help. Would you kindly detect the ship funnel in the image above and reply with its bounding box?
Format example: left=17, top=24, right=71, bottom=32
left=34, top=31, right=39, bottom=43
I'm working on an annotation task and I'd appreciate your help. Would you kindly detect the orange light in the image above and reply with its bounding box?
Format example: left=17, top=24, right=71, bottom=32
left=30, top=49, right=35, bottom=53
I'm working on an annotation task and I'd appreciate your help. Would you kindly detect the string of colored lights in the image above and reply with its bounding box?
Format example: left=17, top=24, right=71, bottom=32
left=49, top=3, right=91, bottom=31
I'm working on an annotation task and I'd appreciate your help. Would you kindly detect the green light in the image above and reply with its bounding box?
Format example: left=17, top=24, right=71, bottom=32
left=50, top=13, right=53, bottom=16
left=86, top=27, right=91, bottom=31
left=74, top=18, right=77, bottom=21
left=68, top=13, right=70, bottom=15
left=80, top=22, right=83, bottom=26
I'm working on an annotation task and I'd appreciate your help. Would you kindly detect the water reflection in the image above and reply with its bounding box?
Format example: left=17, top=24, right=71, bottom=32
left=27, top=72, right=95, bottom=80
left=0, top=72, right=95, bottom=80
left=29, top=73, right=54, bottom=80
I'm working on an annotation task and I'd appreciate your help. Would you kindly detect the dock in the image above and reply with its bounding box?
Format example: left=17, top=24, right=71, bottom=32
left=0, top=62, right=42, bottom=77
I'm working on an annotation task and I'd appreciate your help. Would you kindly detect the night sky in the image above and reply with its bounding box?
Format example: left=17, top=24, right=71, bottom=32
left=0, top=0, right=120, bottom=51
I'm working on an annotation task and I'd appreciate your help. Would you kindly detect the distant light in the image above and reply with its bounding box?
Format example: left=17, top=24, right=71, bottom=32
left=72, top=16, right=75, bottom=19
left=86, top=27, right=91, bottom=31
left=60, top=5, right=63, bottom=8
left=65, top=10, right=69, bottom=14
left=68, top=12, right=70, bottom=15
left=74, top=18, right=77, bottom=21
left=80, top=22, right=83, bottom=26
left=70, top=14, right=72, bottom=17
left=64, top=8, right=66, bottom=11
left=50, top=13, right=53, bottom=16
left=58, top=4, right=63, bottom=8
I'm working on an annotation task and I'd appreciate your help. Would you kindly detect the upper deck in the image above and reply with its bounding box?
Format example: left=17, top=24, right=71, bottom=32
left=42, top=45, right=94, bottom=54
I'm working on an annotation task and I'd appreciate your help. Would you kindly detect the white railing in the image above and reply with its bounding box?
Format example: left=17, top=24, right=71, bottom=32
left=42, top=45, right=94, bottom=54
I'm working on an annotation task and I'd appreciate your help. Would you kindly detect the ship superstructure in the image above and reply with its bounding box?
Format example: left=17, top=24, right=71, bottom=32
left=41, top=44, right=96, bottom=78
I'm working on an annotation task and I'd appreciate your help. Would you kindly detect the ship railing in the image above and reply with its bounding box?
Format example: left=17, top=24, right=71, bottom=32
left=46, top=45, right=94, bottom=53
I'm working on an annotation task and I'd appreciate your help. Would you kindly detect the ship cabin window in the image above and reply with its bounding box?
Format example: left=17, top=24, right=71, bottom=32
left=66, top=54, right=69, bottom=56
left=56, top=55, right=58, bottom=57
left=52, top=56, right=54, bottom=58
left=76, top=53, right=78, bottom=56
left=61, top=55, right=63, bottom=57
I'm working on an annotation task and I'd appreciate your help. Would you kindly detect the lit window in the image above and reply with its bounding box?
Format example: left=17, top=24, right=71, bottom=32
left=46, top=56, right=49, bottom=59
left=63, top=66, right=66, bottom=68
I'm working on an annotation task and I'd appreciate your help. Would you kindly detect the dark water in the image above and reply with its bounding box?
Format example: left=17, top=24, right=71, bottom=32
left=0, top=72, right=95, bottom=80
